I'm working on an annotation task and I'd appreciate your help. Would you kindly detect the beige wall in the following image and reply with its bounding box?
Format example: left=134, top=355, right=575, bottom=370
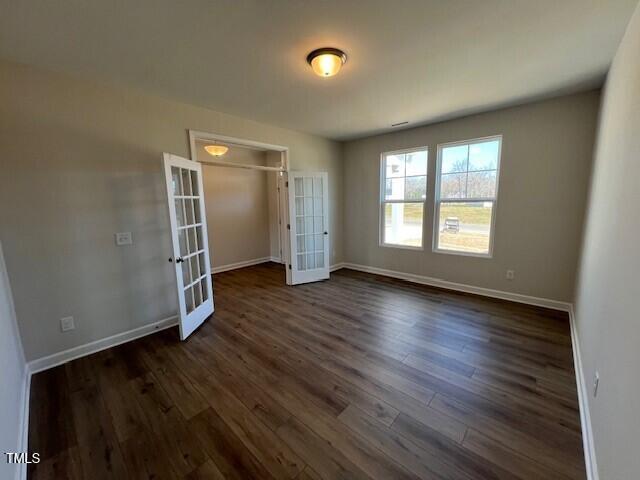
left=0, top=60, right=343, bottom=360
left=196, top=142, right=271, bottom=268
left=343, top=91, right=600, bottom=302
left=574, top=3, right=640, bottom=478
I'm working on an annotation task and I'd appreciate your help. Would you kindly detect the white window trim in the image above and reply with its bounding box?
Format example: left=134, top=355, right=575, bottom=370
left=379, top=146, right=429, bottom=250
left=432, top=135, right=502, bottom=258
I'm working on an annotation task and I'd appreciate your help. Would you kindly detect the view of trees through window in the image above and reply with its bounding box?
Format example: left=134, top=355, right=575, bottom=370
left=436, top=138, right=501, bottom=255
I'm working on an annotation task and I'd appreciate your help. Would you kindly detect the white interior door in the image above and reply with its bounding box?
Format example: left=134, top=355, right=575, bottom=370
left=288, top=171, right=330, bottom=284
left=163, top=153, right=214, bottom=340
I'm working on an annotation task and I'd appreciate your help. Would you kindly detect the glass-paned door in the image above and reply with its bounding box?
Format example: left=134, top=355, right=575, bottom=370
left=163, top=153, right=214, bottom=339
left=288, top=171, right=329, bottom=284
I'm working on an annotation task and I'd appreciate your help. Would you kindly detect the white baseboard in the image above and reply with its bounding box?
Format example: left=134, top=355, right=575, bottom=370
left=340, top=262, right=572, bottom=312
left=569, top=306, right=598, bottom=480
left=269, top=256, right=283, bottom=264
left=28, top=315, right=178, bottom=374
left=330, top=262, right=345, bottom=272
left=211, top=257, right=273, bottom=274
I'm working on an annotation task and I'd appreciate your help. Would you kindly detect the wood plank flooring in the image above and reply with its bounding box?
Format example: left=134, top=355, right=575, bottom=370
left=28, top=263, right=586, bottom=479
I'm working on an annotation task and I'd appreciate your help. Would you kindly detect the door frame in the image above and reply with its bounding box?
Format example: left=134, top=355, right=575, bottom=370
left=187, top=130, right=293, bottom=284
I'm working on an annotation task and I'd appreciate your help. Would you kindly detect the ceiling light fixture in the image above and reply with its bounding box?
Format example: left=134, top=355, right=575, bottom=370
left=306, top=48, right=347, bottom=77
left=204, top=144, right=229, bottom=157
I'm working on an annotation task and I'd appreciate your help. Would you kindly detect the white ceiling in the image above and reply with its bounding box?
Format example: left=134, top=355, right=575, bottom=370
left=0, top=0, right=637, bottom=140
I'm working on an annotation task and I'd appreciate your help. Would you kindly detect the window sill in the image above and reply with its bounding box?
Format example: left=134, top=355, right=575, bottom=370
left=432, top=247, right=493, bottom=259
left=379, top=243, right=424, bottom=251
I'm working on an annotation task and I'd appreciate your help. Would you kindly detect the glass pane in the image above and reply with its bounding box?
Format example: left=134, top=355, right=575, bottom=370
left=187, top=227, right=197, bottom=254
left=440, top=173, right=467, bottom=199
left=383, top=203, right=423, bottom=247
left=190, top=255, right=200, bottom=282
left=385, top=154, right=405, bottom=178
left=406, top=150, right=427, bottom=176
left=314, top=234, right=324, bottom=252
left=190, top=170, right=199, bottom=196
left=437, top=201, right=493, bottom=255
left=384, top=177, right=404, bottom=201
left=185, top=199, right=195, bottom=225
left=192, top=200, right=201, bottom=224
left=304, top=178, right=313, bottom=195
left=306, top=253, right=315, bottom=270
left=441, top=145, right=468, bottom=174
left=468, top=140, right=499, bottom=172
left=181, top=169, right=192, bottom=196
left=297, top=235, right=305, bottom=253
left=296, top=217, right=305, bottom=235
left=315, top=252, right=324, bottom=268
left=405, top=176, right=427, bottom=201
left=313, top=216, right=323, bottom=234
left=313, top=177, right=323, bottom=197
left=175, top=200, right=185, bottom=226
left=171, top=167, right=182, bottom=196
left=305, top=217, right=313, bottom=234
left=467, top=171, right=497, bottom=198
left=295, top=198, right=304, bottom=216
left=185, top=287, right=194, bottom=313
left=201, top=279, right=208, bottom=301
left=295, top=178, right=304, bottom=196
left=313, top=197, right=323, bottom=216
left=193, top=283, right=202, bottom=307
left=178, top=229, right=188, bottom=257
left=181, top=261, right=190, bottom=286
left=195, top=227, right=203, bottom=251
left=297, top=254, right=306, bottom=271
left=198, top=253, right=206, bottom=276
left=305, top=235, right=314, bottom=252
left=304, top=197, right=313, bottom=216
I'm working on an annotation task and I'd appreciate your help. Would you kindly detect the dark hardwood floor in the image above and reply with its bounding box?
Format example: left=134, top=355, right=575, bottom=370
left=28, top=263, right=586, bottom=479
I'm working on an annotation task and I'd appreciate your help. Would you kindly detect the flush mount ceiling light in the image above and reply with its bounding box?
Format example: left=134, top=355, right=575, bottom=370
left=306, top=48, right=347, bottom=77
left=204, top=144, right=229, bottom=157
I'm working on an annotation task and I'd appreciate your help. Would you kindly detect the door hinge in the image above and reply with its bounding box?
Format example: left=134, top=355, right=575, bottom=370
left=287, top=224, right=290, bottom=230
left=285, top=181, right=289, bottom=188
left=288, top=264, right=292, bottom=270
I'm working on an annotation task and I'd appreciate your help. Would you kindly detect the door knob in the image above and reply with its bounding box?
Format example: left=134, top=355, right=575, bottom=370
left=324, top=231, right=328, bottom=235
left=176, top=257, right=184, bottom=263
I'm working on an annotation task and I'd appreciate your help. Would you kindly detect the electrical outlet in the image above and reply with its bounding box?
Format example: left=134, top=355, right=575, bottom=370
left=60, top=316, right=75, bottom=332
left=115, top=232, right=133, bottom=246
left=593, top=371, right=600, bottom=397
left=506, top=269, right=515, bottom=280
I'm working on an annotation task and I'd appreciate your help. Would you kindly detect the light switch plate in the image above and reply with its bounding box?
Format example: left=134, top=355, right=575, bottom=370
left=115, top=232, right=133, bottom=246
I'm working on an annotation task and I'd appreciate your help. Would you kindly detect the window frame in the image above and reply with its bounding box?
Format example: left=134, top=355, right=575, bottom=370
left=379, top=146, right=429, bottom=251
left=432, top=135, right=502, bottom=258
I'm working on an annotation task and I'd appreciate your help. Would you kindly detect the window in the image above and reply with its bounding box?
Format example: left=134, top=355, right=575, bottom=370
left=434, top=136, right=501, bottom=256
left=380, top=148, right=428, bottom=248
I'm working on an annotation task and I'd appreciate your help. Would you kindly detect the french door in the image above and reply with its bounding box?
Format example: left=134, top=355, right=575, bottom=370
left=163, top=153, right=214, bottom=340
left=288, top=171, right=330, bottom=284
